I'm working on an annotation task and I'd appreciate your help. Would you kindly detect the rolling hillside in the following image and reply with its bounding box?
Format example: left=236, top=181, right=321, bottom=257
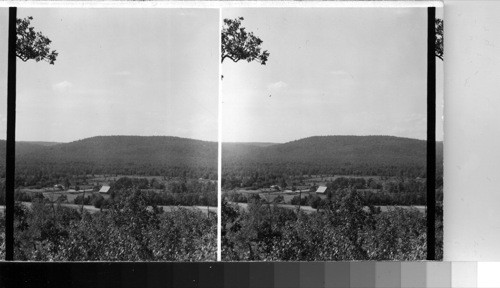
left=0, top=135, right=443, bottom=178
left=223, top=135, right=443, bottom=177
left=2, top=136, right=217, bottom=178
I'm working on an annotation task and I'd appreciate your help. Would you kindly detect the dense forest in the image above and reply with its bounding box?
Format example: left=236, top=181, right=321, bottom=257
left=223, top=136, right=443, bottom=179
left=0, top=136, right=218, bottom=181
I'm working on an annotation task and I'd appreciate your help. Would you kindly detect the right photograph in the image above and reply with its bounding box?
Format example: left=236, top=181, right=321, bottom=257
left=221, top=7, right=443, bottom=261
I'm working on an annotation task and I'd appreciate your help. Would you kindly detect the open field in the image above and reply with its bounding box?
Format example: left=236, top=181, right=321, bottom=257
left=223, top=171, right=429, bottom=207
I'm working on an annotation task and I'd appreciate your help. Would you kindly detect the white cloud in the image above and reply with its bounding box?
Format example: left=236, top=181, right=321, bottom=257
left=52, top=81, right=73, bottom=92
left=268, top=81, right=288, bottom=90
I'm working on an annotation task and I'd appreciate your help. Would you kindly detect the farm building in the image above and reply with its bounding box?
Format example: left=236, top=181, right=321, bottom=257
left=99, top=185, right=111, bottom=193
left=315, top=186, right=328, bottom=194
left=53, top=184, right=65, bottom=191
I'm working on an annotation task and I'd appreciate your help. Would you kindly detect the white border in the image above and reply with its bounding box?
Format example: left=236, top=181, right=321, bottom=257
left=0, top=1, right=443, bottom=9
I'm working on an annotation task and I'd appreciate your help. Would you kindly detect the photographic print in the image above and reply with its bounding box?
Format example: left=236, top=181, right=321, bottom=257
left=221, top=6, right=444, bottom=261
left=0, top=8, right=219, bottom=261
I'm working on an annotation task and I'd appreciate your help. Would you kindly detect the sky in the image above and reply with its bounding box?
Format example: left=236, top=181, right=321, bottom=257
left=222, top=8, right=444, bottom=143
left=0, top=8, right=219, bottom=142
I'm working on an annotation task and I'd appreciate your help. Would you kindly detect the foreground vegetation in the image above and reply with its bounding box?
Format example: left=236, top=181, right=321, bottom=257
left=222, top=189, right=443, bottom=261
left=0, top=189, right=216, bottom=261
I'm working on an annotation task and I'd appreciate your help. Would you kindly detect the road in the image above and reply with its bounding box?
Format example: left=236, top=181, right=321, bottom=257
left=0, top=202, right=217, bottom=215
left=227, top=202, right=426, bottom=214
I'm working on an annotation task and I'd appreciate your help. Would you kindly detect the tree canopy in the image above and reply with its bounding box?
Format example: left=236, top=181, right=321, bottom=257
left=16, top=16, right=58, bottom=64
left=221, top=17, right=269, bottom=65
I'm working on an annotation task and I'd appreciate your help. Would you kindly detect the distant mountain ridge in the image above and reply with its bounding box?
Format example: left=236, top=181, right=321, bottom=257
left=17, top=141, right=62, bottom=147
left=223, top=135, right=443, bottom=177
left=0, top=136, right=218, bottom=177
left=0, top=135, right=443, bottom=178
left=223, top=142, right=278, bottom=148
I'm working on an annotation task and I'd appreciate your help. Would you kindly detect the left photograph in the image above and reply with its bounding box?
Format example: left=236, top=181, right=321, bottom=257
left=1, top=8, right=219, bottom=261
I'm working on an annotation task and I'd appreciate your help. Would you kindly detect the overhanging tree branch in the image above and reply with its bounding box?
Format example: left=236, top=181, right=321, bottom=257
left=16, top=16, right=58, bottom=64
left=221, top=17, right=269, bottom=65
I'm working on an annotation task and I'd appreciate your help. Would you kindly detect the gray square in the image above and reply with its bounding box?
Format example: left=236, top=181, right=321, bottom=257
left=375, top=262, right=401, bottom=288
left=274, top=262, right=300, bottom=288
left=325, top=262, right=350, bottom=288
left=350, top=262, right=376, bottom=288
left=401, top=262, right=427, bottom=288
left=300, top=262, right=325, bottom=288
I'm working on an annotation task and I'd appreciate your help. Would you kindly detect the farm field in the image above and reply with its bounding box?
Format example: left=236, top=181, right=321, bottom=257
left=223, top=172, right=431, bottom=208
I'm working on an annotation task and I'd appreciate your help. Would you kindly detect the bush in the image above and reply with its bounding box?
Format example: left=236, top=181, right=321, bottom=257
left=12, top=190, right=216, bottom=261
left=222, top=190, right=430, bottom=261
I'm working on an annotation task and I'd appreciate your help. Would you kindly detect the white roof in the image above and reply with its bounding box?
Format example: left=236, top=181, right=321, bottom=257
left=99, top=185, right=111, bottom=193
left=316, top=186, right=328, bottom=193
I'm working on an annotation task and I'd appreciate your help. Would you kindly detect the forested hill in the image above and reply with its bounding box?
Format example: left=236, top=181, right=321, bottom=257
left=223, top=135, right=444, bottom=178
left=0, top=136, right=218, bottom=178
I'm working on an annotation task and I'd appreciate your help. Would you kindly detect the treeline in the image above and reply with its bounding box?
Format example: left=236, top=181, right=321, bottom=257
left=223, top=163, right=428, bottom=181
left=110, top=177, right=216, bottom=196
left=1, top=190, right=216, bottom=261
left=15, top=165, right=216, bottom=189
left=222, top=190, right=443, bottom=261
left=109, top=177, right=217, bottom=207
left=222, top=170, right=442, bottom=192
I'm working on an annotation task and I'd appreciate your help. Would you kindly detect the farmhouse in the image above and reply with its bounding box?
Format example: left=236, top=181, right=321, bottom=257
left=99, top=185, right=111, bottom=193
left=315, top=185, right=328, bottom=194
left=53, top=184, right=65, bottom=191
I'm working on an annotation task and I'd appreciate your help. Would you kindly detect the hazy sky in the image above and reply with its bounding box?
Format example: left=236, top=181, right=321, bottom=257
left=0, top=7, right=444, bottom=143
left=0, top=8, right=219, bottom=142
left=222, top=8, right=444, bottom=143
